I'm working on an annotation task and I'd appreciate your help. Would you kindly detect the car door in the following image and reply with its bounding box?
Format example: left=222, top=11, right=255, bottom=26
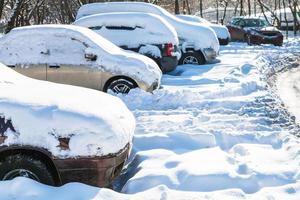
left=14, top=63, right=47, bottom=81
left=1, top=33, right=47, bottom=80
left=227, top=20, right=246, bottom=41
left=45, top=34, right=102, bottom=90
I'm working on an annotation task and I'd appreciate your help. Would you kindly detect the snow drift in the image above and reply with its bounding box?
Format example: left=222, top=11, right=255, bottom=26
left=0, top=64, right=135, bottom=158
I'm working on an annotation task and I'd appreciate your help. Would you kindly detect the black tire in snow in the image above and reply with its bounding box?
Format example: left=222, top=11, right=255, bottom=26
left=0, top=154, right=56, bottom=186
left=179, top=51, right=206, bottom=65
left=105, top=79, right=137, bottom=94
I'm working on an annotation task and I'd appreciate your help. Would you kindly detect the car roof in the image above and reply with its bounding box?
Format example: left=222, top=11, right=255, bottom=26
left=74, top=12, right=178, bottom=45
left=10, top=24, right=123, bottom=54
left=76, top=2, right=220, bottom=52
left=76, top=2, right=169, bottom=20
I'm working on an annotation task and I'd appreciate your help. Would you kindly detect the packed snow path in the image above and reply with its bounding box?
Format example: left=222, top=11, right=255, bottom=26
left=1, top=42, right=300, bottom=199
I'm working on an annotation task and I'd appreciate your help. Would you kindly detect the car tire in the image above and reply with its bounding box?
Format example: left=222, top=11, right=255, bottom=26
left=219, top=38, right=230, bottom=45
left=274, top=42, right=283, bottom=47
left=105, top=78, right=137, bottom=94
left=246, top=35, right=253, bottom=46
left=179, top=51, right=205, bottom=65
left=0, top=154, right=56, bottom=186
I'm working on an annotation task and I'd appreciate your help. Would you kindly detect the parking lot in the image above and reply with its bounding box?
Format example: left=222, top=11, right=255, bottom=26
left=1, top=1, right=300, bottom=199
left=1, top=40, right=299, bottom=199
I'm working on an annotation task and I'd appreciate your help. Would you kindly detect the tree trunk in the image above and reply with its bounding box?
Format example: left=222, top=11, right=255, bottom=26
left=221, top=0, right=229, bottom=25
left=240, top=0, right=244, bottom=16
left=216, top=0, right=219, bottom=23
left=247, top=0, right=251, bottom=16
left=0, top=0, right=4, bottom=19
left=5, top=0, right=24, bottom=33
left=199, top=0, right=203, bottom=17
left=288, top=0, right=299, bottom=36
left=186, top=0, right=191, bottom=15
left=175, top=0, right=180, bottom=14
left=282, top=0, right=289, bottom=38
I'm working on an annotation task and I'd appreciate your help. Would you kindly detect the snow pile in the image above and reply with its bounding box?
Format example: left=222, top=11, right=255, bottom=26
left=0, top=64, right=135, bottom=157
left=0, top=25, right=162, bottom=87
left=1, top=172, right=300, bottom=199
left=76, top=2, right=219, bottom=53
left=74, top=12, right=179, bottom=50
left=176, top=15, right=231, bottom=39
left=138, top=44, right=161, bottom=58
left=113, top=42, right=300, bottom=197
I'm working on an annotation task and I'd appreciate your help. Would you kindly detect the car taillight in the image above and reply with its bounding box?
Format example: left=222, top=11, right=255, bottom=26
left=165, top=43, right=173, bottom=56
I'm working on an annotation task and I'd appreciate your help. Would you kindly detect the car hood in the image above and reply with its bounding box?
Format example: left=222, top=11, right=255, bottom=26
left=245, top=26, right=280, bottom=32
left=96, top=48, right=162, bottom=87
left=0, top=64, right=135, bottom=158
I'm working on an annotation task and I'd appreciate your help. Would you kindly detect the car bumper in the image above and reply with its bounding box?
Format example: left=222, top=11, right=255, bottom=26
left=203, top=48, right=218, bottom=63
left=218, top=38, right=230, bottom=45
left=53, top=143, right=131, bottom=187
left=250, top=34, right=283, bottom=46
left=160, top=56, right=178, bottom=73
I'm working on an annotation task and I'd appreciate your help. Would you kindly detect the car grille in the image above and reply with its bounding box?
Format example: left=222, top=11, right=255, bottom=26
left=262, top=32, right=278, bottom=37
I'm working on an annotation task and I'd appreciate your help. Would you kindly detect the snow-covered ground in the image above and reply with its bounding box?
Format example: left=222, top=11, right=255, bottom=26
left=277, top=68, right=300, bottom=124
left=1, top=40, right=300, bottom=199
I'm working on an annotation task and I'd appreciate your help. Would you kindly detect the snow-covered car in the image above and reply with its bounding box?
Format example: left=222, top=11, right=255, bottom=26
left=76, top=2, right=220, bottom=65
left=227, top=17, right=283, bottom=46
left=0, top=64, right=135, bottom=187
left=176, top=15, right=231, bottom=45
left=0, top=25, right=161, bottom=94
left=74, top=12, right=179, bottom=73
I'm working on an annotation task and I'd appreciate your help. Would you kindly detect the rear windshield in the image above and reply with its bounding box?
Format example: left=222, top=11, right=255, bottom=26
left=89, top=26, right=143, bottom=31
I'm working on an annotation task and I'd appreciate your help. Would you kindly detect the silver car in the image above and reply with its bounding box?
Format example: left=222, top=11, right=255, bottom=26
left=0, top=25, right=162, bottom=94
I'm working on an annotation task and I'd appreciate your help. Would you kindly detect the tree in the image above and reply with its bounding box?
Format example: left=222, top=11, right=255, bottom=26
left=175, top=0, right=180, bottom=14
left=5, top=0, right=24, bottom=33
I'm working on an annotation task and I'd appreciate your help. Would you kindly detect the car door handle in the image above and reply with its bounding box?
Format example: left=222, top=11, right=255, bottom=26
left=49, top=65, right=60, bottom=69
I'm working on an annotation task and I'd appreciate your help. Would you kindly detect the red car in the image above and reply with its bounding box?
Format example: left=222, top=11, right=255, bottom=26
left=227, top=17, right=283, bottom=46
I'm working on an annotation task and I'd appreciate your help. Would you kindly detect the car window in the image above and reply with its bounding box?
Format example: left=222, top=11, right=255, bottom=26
left=0, top=33, right=47, bottom=65
left=259, top=19, right=270, bottom=26
left=231, top=18, right=242, bottom=25
left=45, top=34, right=89, bottom=65
left=105, top=26, right=143, bottom=31
left=240, top=19, right=268, bottom=27
left=238, top=20, right=246, bottom=27
left=90, top=26, right=102, bottom=30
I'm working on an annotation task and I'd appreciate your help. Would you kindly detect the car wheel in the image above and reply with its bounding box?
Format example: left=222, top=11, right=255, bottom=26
left=179, top=51, right=205, bottom=65
left=0, top=154, right=56, bottom=186
left=274, top=42, right=283, bottom=47
left=106, top=79, right=137, bottom=94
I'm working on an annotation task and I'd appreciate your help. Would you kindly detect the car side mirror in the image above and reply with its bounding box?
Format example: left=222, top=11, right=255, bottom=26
left=85, top=53, right=97, bottom=61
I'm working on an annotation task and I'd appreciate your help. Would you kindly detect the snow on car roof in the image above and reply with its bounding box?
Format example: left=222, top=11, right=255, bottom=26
left=0, top=64, right=135, bottom=158
left=176, top=15, right=230, bottom=39
left=76, top=2, right=219, bottom=52
left=176, top=15, right=209, bottom=24
left=0, top=24, right=162, bottom=87
left=74, top=12, right=179, bottom=48
left=12, top=24, right=126, bottom=55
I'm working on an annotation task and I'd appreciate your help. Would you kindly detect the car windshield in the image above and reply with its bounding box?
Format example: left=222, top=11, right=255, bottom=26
left=240, top=19, right=269, bottom=27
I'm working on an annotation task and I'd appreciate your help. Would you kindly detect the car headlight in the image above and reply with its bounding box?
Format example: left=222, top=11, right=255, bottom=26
left=249, top=30, right=261, bottom=36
